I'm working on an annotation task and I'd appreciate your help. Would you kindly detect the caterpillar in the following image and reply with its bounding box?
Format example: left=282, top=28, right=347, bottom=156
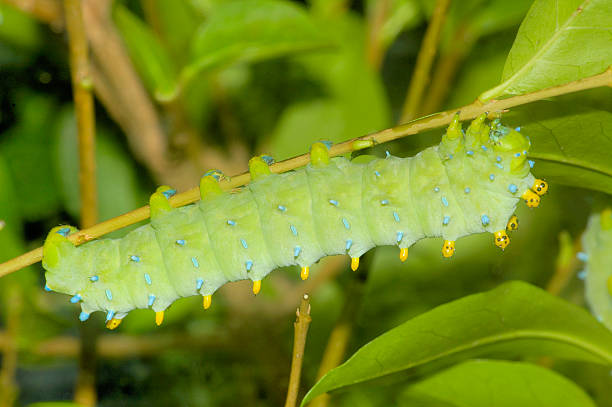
left=42, top=114, right=548, bottom=330
left=579, top=209, right=612, bottom=330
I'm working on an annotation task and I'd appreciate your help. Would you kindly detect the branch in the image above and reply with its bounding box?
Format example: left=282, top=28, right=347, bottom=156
left=1, top=68, right=611, bottom=277
left=284, top=294, right=312, bottom=407
left=400, top=0, right=452, bottom=122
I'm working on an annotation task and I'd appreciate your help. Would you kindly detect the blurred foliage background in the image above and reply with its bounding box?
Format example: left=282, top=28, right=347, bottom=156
left=0, top=0, right=610, bottom=406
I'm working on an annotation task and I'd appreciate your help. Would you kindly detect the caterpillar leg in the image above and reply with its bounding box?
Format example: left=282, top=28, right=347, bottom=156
left=399, top=248, right=409, bottom=262
left=253, top=280, right=262, bottom=295
left=521, top=190, right=540, bottom=208
left=155, top=311, right=164, bottom=326
left=203, top=295, right=212, bottom=310
left=494, top=230, right=510, bottom=250
left=506, top=215, right=519, bottom=231
left=532, top=179, right=548, bottom=196
left=105, top=318, right=123, bottom=330
left=442, top=240, right=455, bottom=258
left=300, top=266, right=310, bottom=280
left=351, top=257, right=360, bottom=271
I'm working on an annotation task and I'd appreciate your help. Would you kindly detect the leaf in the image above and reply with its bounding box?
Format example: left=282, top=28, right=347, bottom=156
left=480, top=0, right=612, bottom=100
left=113, top=4, right=178, bottom=102
left=399, top=360, right=596, bottom=407
left=300, top=281, right=612, bottom=405
left=504, top=101, right=612, bottom=195
left=181, top=0, right=330, bottom=88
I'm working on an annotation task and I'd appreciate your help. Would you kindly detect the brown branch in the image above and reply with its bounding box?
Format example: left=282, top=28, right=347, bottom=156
left=63, top=0, right=99, bottom=404
left=1, top=68, right=611, bottom=277
left=0, top=0, right=63, bottom=30
left=284, top=294, right=312, bottom=407
left=400, top=0, right=452, bottom=122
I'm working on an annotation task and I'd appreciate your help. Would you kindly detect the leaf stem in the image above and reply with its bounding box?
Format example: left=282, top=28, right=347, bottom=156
left=400, top=0, right=452, bottom=122
left=285, top=294, right=312, bottom=407
left=0, top=68, right=610, bottom=277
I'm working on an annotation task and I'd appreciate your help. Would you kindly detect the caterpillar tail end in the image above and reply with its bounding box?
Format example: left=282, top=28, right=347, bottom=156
left=442, top=240, right=455, bottom=258
left=532, top=179, right=548, bottom=196
left=253, top=280, right=262, bottom=295
left=105, top=318, right=122, bottom=330
left=155, top=311, right=164, bottom=326
left=300, top=266, right=309, bottom=280
left=521, top=189, right=540, bottom=208
left=506, top=215, right=519, bottom=231
left=351, top=257, right=360, bottom=271
left=203, top=295, right=212, bottom=310
left=494, top=230, right=510, bottom=250
left=399, top=248, right=408, bottom=262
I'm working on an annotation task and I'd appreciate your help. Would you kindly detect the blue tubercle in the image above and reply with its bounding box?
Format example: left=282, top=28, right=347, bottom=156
left=294, top=246, right=301, bottom=257
left=508, top=184, right=518, bottom=194
left=393, top=212, right=400, bottom=222
left=227, top=219, right=236, bottom=226
left=345, top=239, right=352, bottom=251
left=44, top=284, right=52, bottom=292
left=70, top=294, right=82, bottom=303
left=434, top=186, right=440, bottom=193
left=396, top=231, right=403, bottom=243
left=495, top=163, right=504, bottom=169
left=577, top=270, right=587, bottom=280
left=246, top=260, right=253, bottom=271
left=528, top=160, right=535, bottom=168
left=161, top=189, right=176, bottom=199
left=320, top=140, right=333, bottom=149
left=342, top=218, right=350, bottom=230
left=466, top=150, right=474, bottom=156
left=442, top=216, right=450, bottom=225
left=329, top=199, right=339, bottom=207
left=496, top=156, right=502, bottom=163
left=89, top=275, right=99, bottom=282
left=290, top=225, right=298, bottom=236
left=481, top=145, right=488, bottom=151
left=489, top=174, right=495, bottom=181
left=106, top=310, right=115, bottom=321
left=514, top=152, right=521, bottom=157
left=441, top=197, right=449, bottom=207
left=464, top=187, right=470, bottom=194
left=176, top=239, right=186, bottom=246
left=381, top=199, right=389, bottom=205
left=577, top=252, right=589, bottom=262
left=79, top=311, right=90, bottom=322
left=130, top=255, right=140, bottom=262
left=481, top=215, right=490, bottom=226
left=277, top=205, right=286, bottom=212
left=374, top=170, right=381, bottom=177
left=144, top=273, right=152, bottom=285
left=192, top=257, right=199, bottom=268
left=241, top=239, right=248, bottom=249
left=56, top=227, right=70, bottom=237
left=261, top=155, right=275, bottom=165
left=148, top=294, right=156, bottom=306
left=105, top=289, right=113, bottom=301
left=196, top=279, right=204, bottom=290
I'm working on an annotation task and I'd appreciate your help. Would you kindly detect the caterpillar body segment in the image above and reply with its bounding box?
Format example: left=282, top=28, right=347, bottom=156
left=42, top=118, right=545, bottom=327
left=580, top=210, right=612, bottom=330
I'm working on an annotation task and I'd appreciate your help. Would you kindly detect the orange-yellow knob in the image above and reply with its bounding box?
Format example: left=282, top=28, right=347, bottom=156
left=532, top=179, right=548, bottom=195
left=203, top=295, right=212, bottom=310
left=521, top=189, right=540, bottom=208
left=494, top=230, right=510, bottom=250
left=351, top=257, right=360, bottom=271
left=399, top=248, right=409, bottom=262
left=105, top=318, right=122, bottom=330
left=300, top=267, right=309, bottom=280
left=506, top=215, right=519, bottom=231
left=442, top=240, right=455, bottom=258
left=155, top=311, right=164, bottom=326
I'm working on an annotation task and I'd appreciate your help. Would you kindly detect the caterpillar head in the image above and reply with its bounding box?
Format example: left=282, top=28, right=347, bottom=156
left=490, top=122, right=531, bottom=173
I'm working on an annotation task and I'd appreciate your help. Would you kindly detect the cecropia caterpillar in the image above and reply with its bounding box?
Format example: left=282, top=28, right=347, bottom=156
left=579, top=208, right=612, bottom=330
left=42, top=114, right=548, bottom=329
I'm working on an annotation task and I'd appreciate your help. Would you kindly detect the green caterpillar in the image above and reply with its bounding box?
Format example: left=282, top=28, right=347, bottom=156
left=42, top=114, right=548, bottom=329
left=579, top=209, right=612, bottom=330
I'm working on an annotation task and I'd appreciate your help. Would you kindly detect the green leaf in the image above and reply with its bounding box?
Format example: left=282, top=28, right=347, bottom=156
left=399, top=360, right=596, bottom=407
left=27, top=403, right=86, bottom=407
left=504, top=102, right=612, bottom=195
left=113, top=4, right=178, bottom=102
left=0, top=4, right=41, bottom=50
left=181, top=0, right=330, bottom=88
left=480, top=0, right=612, bottom=100
left=300, top=281, right=612, bottom=405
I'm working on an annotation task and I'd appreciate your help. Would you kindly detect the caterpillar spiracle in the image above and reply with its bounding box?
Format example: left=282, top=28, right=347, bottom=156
left=42, top=114, right=548, bottom=330
left=579, top=209, right=612, bottom=330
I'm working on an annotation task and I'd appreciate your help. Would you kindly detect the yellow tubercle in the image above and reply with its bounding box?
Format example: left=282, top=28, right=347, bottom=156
left=200, top=174, right=223, bottom=200
left=300, top=266, right=309, bottom=280
left=445, top=113, right=462, bottom=140
left=399, top=248, right=408, bottom=262
left=203, top=295, right=212, bottom=310
left=506, top=215, right=519, bottom=231
left=253, top=280, right=261, bottom=295
left=442, top=240, right=455, bottom=258
left=607, top=275, right=612, bottom=297
left=42, top=225, right=77, bottom=269
left=494, top=230, right=510, bottom=250
left=351, top=257, right=360, bottom=271
left=105, top=318, right=122, bottom=330
left=149, top=185, right=174, bottom=219
left=532, top=179, right=548, bottom=196
left=155, top=311, right=164, bottom=326
left=310, top=142, right=330, bottom=167
left=521, top=189, right=540, bottom=208
left=248, top=156, right=271, bottom=180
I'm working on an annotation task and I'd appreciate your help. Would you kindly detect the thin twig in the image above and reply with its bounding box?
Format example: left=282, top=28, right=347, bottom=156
left=400, top=0, right=452, bottom=122
left=285, top=294, right=312, bottom=407
left=1, top=68, right=611, bottom=277
left=365, top=0, right=391, bottom=70
left=309, top=252, right=373, bottom=407
left=64, top=0, right=99, bottom=404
